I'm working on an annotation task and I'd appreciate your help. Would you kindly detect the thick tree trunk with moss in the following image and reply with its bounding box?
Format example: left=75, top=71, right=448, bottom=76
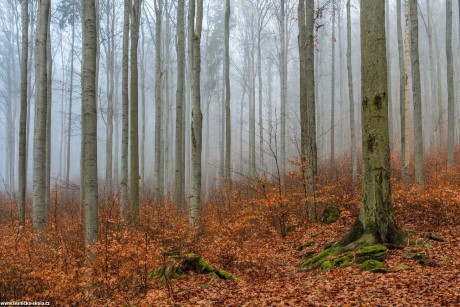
left=341, top=0, right=405, bottom=247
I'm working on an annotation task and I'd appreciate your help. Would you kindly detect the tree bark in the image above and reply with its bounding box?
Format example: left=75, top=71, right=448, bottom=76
left=446, top=0, right=454, bottom=166
left=130, top=0, right=141, bottom=222
left=82, top=0, right=99, bottom=246
left=105, top=0, right=115, bottom=201
left=330, top=0, right=336, bottom=167
left=224, top=0, right=231, bottom=185
left=189, top=0, right=203, bottom=230
left=154, top=0, right=164, bottom=202
left=66, top=7, right=76, bottom=189
left=341, top=0, right=404, bottom=246
left=385, top=0, right=393, bottom=149
left=121, top=0, right=130, bottom=217
left=175, top=0, right=186, bottom=209
left=409, top=0, right=424, bottom=185
left=33, top=0, right=51, bottom=231
left=18, top=0, right=29, bottom=226
left=347, top=0, right=357, bottom=182
left=279, top=0, right=286, bottom=184
left=45, top=9, right=52, bottom=217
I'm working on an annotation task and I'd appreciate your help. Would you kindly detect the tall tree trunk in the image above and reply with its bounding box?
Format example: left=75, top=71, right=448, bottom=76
left=257, top=26, right=263, bottom=172
left=66, top=11, right=76, bottom=189
left=130, top=0, right=141, bottom=222
left=401, top=0, right=410, bottom=182
left=82, top=0, right=99, bottom=246
left=33, top=0, right=51, bottom=231
left=298, top=0, right=318, bottom=221
left=140, top=22, right=146, bottom=192
left=45, top=10, right=52, bottom=216
left=154, top=0, right=163, bottom=202
left=409, top=0, right=424, bottom=185
left=347, top=0, right=357, bottom=181
left=121, top=0, right=130, bottom=217
left=175, top=0, right=186, bottom=209
left=446, top=0, right=454, bottom=166
left=279, top=0, right=286, bottom=184
left=224, top=0, right=231, bottom=184
left=105, top=0, right=114, bottom=201
left=341, top=0, right=404, bottom=246
left=18, top=0, right=29, bottom=226
left=189, top=0, right=203, bottom=230
left=385, top=0, right=393, bottom=149
left=330, top=0, right=336, bottom=167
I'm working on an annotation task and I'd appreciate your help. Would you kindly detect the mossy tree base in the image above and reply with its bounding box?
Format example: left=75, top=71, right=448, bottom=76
left=152, top=253, right=240, bottom=282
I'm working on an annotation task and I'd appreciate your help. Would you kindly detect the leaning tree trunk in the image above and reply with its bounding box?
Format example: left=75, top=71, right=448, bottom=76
left=130, top=0, right=141, bottom=222
left=82, top=0, right=99, bottom=246
left=18, top=0, right=29, bottom=226
left=189, top=0, right=203, bottom=230
left=409, top=0, right=424, bottom=185
left=32, top=0, right=51, bottom=232
left=446, top=0, right=454, bottom=166
left=347, top=0, right=357, bottom=182
left=120, top=0, right=130, bottom=217
left=341, top=0, right=405, bottom=247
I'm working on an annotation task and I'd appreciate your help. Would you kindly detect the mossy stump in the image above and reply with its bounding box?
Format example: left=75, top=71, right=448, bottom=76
left=322, top=206, right=340, bottom=224
left=152, top=253, right=240, bottom=282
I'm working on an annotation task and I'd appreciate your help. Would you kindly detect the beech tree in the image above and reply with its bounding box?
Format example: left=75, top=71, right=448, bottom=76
left=18, top=0, right=28, bottom=226
left=81, top=0, right=99, bottom=245
left=189, top=0, right=203, bottom=230
left=130, top=0, right=141, bottom=222
left=341, top=0, right=405, bottom=246
left=32, top=0, right=51, bottom=231
left=121, top=0, right=130, bottom=217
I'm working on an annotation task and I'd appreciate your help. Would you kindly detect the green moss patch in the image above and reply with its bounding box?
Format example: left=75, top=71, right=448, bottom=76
left=322, top=206, right=340, bottom=224
left=356, top=245, right=387, bottom=263
left=360, top=260, right=384, bottom=271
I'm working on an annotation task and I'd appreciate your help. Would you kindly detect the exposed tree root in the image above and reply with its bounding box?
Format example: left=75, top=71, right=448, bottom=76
left=300, top=219, right=445, bottom=272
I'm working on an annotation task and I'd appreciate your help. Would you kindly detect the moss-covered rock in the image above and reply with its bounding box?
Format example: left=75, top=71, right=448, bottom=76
left=356, top=245, right=387, bottom=263
left=322, top=206, right=340, bottom=224
left=321, top=261, right=333, bottom=271
left=360, top=260, right=384, bottom=271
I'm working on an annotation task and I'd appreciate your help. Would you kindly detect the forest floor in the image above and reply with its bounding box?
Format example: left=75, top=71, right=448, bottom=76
left=1, top=156, right=460, bottom=306
left=149, top=224, right=460, bottom=306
